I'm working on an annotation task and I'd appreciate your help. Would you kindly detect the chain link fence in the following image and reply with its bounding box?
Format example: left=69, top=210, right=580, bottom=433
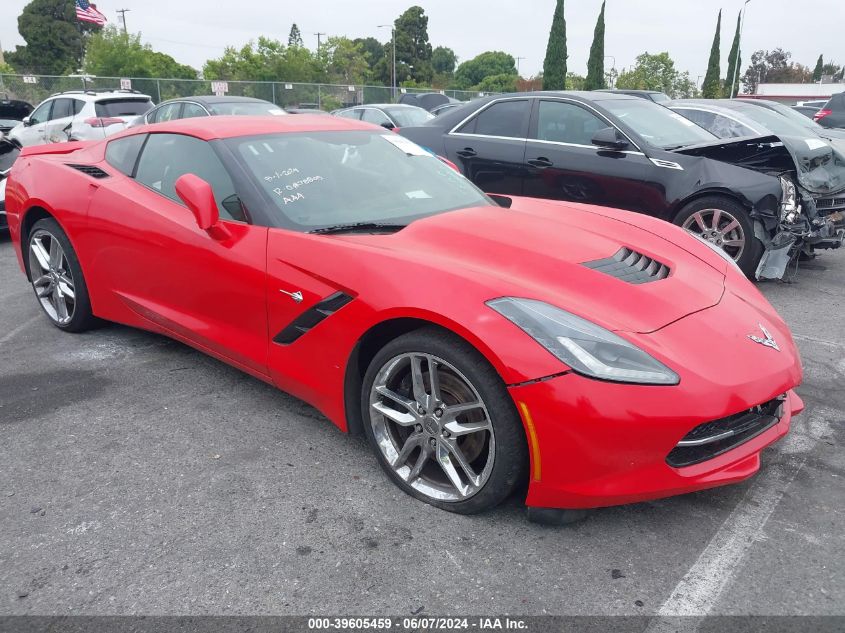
left=0, top=74, right=489, bottom=110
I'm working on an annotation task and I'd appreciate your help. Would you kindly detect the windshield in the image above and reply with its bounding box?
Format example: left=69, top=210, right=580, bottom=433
left=228, top=130, right=491, bottom=231
left=209, top=102, right=286, bottom=116
left=0, top=139, right=20, bottom=173
left=600, top=98, right=716, bottom=149
left=755, top=102, right=820, bottom=132
left=95, top=99, right=154, bottom=117
left=729, top=103, right=817, bottom=137
left=384, top=107, right=434, bottom=127
left=650, top=93, right=670, bottom=103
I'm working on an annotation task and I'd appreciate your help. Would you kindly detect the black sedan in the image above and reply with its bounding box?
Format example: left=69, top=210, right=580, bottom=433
left=0, top=97, right=33, bottom=137
left=129, top=96, right=285, bottom=127
left=333, top=104, right=433, bottom=130
left=397, top=91, right=839, bottom=278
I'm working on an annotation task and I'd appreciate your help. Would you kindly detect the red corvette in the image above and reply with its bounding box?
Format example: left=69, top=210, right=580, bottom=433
left=5, top=115, right=804, bottom=523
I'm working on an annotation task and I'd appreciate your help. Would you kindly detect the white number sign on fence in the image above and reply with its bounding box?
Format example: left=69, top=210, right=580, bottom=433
left=23, top=76, right=38, bottom=84
left=120, top=78, right=132, bottom=90
left=210, top=81, right=229, bottom=95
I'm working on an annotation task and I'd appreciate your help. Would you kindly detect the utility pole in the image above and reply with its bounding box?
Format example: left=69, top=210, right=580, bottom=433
left=378, top=24, right=396, bottom=101
left=730, top=0, right=752, bottom=98
left=314, top=32, right=326, bottom=55
left=116, top=8, right=130, bottom=34
left=515, top=57, right=526, bottom=75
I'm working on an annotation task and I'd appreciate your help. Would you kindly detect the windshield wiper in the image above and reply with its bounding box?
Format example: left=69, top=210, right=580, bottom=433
left=308, top=222, right=407, bottom=235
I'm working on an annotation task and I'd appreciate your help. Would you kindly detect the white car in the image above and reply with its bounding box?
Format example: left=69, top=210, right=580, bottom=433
left=8, top=90, right=154, bottom=147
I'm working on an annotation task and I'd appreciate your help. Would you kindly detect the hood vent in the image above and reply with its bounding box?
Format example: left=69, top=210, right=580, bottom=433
left=582, top=247, right=670, bottom=284
left=66, top=163, right=110, bottom=179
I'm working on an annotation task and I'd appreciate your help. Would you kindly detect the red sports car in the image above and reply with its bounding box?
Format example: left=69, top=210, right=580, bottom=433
left=4, top=115, right=804, bottom=524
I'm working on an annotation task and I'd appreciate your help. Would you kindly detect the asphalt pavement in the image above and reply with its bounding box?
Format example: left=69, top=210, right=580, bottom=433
left=0, top=231, right=842, bottom=617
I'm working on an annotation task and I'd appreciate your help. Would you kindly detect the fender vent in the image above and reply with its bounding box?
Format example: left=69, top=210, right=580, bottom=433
left=273, top=292, right=354, bottom=345
left=66, top=163, right=110, bottom=179
left=582, top=247, right=670, bottom=284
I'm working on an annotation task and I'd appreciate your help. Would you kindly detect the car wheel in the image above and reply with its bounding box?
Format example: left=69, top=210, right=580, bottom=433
left=27, top=218, right=96, bottom=332
left=361, top=327, right=528, bottom=514
left=674, top=196, right=763, bottom=277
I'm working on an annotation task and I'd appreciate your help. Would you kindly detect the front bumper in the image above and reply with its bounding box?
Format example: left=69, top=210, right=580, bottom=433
left=510, top=290, right=803, bottom=510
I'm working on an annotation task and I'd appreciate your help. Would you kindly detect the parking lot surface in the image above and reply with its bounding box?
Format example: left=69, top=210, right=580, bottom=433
left=0, top=232, right=843, bottom=616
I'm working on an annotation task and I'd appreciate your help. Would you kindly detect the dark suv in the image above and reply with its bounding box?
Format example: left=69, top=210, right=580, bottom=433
left=815, top=93, right=845, bottom=129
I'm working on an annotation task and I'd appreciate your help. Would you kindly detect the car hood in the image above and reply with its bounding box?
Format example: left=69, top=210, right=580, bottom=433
left=344, top=198, right=727, bottom=335
left=675, top=133, right=845, bottom=195
left=0, top=100, right=33, bottom=121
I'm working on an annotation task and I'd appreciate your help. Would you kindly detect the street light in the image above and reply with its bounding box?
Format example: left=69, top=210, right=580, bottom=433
left=604, top=55, right=616, bottom=88
left=378, top=24, right=396, bottom=101
left=730, top=0, right=752, bottom=98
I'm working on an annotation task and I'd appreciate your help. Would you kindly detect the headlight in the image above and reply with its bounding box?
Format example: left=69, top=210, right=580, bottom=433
left=689, top=232, right=744, bottom=275
left=779, top=177, right=800, bottom=223
left=487, top=298, right=680, bottom=385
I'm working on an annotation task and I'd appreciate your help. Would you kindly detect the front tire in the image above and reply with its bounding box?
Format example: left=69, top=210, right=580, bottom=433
left=674, top=196, right=763, bottom=278
left=361, top=328, right=528, bottom=515
left=27, top=218, right=96, bottom=332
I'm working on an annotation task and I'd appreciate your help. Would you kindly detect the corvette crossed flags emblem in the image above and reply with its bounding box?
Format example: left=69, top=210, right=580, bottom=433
left=748, top=324, right=780, bottom=352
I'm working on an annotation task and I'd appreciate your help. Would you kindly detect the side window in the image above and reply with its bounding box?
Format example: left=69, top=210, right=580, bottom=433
left=134, top=134, right=244, bottom=222
left=29, top=101, right=53, bottom=125
left=459, top=100, right=530, bottom=138
left=674, top=108, right=716, bottom=131
left=361, top=108, right=391, bottom=125
left=181, top=103, right=208, bottom=119
left=535, top=100, right=609, bottom=146
left=337, top=109, right=362, bottom=120
left=105, top=134, right=147, bottom=176
left=73, top=99, right=85, bottom=115
left=155, top=102, right=183, bottom=123
left=50, top=98, right=74, bottom=120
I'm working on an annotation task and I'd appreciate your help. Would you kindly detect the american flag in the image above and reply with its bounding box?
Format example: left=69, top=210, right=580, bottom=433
left=75, top=0, right=107, bottom=26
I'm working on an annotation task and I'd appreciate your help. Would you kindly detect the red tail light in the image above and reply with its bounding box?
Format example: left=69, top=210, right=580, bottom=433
left=814, top=109, right=832, bottom=122
left=84, top=117, right=125, bottom=128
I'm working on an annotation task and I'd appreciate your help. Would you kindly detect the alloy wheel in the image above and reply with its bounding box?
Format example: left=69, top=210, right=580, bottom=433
left=681, top=208, right=746, bottom=261
left=28, top=230, right=76, bottom=325
left=368, top=352, right=495, bottom=502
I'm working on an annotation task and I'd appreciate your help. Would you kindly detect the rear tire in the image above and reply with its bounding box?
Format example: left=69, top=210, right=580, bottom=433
left=361, top=327, right=528, bottom=515
left=27, top=218, right=96, bottom=332
left=674, top=196, right=763, bottom=278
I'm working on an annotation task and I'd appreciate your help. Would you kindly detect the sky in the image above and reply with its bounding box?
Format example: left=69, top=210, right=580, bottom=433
left=1, top=0, right=843, bottom=84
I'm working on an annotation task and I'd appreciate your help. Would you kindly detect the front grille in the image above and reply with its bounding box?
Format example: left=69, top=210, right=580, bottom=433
left=815, top=196, right=845, bottom=212
left=666, top=395, right=785, bottom=468
left=66, top=164, right=110, bottom=179
left=582, top=247, right=670, bottom=284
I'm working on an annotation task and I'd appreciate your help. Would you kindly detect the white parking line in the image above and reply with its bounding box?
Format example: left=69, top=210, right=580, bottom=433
left=0, top=314, right=40, bottom=345
left=647, top=406, right=831, bottom=630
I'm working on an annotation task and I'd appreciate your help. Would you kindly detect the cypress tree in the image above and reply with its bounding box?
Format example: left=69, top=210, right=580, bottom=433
left=701, top=10, right=722, bottom=98
left=724, top=11, right=742, bottom=98
left=812, top=55, right=824, bottom=81
left=584, top=1, right=606, bottom=90
left=543, top=0, right=567, bottom=90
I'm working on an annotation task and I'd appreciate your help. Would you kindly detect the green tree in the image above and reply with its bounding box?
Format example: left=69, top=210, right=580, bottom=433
left=542, top=0, right=567, bottom=90
left=84, top=26, right=196, bottom=78
left=701, top=10, right=722, bottom=98
left=388, top=6, right=433, bottom=84
left=452, top=51, right=516, bottom=90
left=812, top=55, right=824, bottom=81
left=0, top=61, right=15, bottom=75
left=584, top=1, right=606, bottom=91
left=288, top=24, right=303, bottom=48
left=432, top=46, right=457, bottom=75
left=323, top=37, right=369, bottom=84
left=6, top=0, right=100, bottom=74
left=821, top=61, right=842, bottom=78
left=476, top=73, right=518, bottom=93
left=724, top=11, right=742, bottom=98
left=740, top=49, right=812, bottom=94
left=203, top=36, right=318, bottom=83
left=616, top=51, right=697, bottom=98
left=566, top=72, right=585, bottom=90
left=353, top=37, right=384, bottom=71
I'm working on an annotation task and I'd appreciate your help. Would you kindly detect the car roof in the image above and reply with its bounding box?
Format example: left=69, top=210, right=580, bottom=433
left=594, top=89, right=663, bottom=96
left=122, top=114, right=377, bottom=140
left=157, top=95, right=273, bottom=106
left=49, top=90, right=152, bottom=101
left=343, top=103, right=427, bottom=109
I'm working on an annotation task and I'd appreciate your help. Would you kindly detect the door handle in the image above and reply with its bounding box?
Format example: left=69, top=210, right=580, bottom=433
left=456, top=148, right=477, bottom=158
left=528, top=157, right=553, bottom=168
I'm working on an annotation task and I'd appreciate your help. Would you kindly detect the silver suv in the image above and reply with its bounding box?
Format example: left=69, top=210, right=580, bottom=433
left=8, top=90, right=154, bottom=146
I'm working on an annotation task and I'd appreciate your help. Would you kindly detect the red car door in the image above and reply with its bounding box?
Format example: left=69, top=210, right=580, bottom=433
left=84, top=133, right=270, bottom=379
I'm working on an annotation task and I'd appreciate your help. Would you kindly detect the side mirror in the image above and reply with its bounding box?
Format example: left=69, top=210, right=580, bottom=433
left=591, top=126, right=629, bottom=151
left=22, top=116, right=32, bottom=127
left=175, top=174, right=230, bottom=239
left=380, top=121, right=396, bottom=130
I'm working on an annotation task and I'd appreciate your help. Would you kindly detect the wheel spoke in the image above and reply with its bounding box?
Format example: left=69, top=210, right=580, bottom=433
left=371, top=400, right=416, bottom=426
left=722, top=239, right=744, bottom=248
left=31, top=239, right=51, bottom=271
left=58, top=278, right=75, bottom=301
left=53, top=286, right=68, bottom=321
left=49, top=239, right=63, bottom=269
left=710, top=209, right=722, bottom=230
left=721, top=219, right=740, bottom=234
left=427, top=356, right=442, bottom=404
left=409, top=355, right=428, bottom=409
left=444, top=418, right=491, bottom=437
left=394, top=433, right=423, bottom=468
left=435, top=442, right=469, bottom=497
left=406, top=444, right=432, bottom=482
left=691, top=211, right=707, bottom=232
left=36, top=282, right=54, bottom=298
left=440, top=402, right=486, bottom=425
left=443, top=439, right=480, bottom=486
left=375, top=385, right=417, bottom=415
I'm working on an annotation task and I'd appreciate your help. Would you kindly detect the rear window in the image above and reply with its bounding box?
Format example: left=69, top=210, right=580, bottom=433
left=0, top=139, right=20, bottom=174
left=207, top=102, right=285, bottom=116
left=95, top=99, right=154, bottom=117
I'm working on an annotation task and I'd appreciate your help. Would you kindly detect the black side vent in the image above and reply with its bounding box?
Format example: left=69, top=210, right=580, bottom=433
left=66, top=163, right=110, bottom=179
left=582, top=247, right=670, bottom=284
left=273, top=292, right=354, bottom=345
